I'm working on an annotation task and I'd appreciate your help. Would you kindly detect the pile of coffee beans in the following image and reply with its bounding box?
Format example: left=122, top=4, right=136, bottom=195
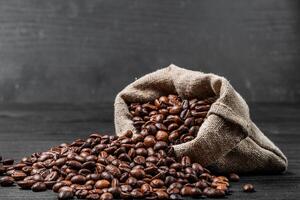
left=0, top=95, right=254, bottom=199
left=130, top=94, right=216, bottom=145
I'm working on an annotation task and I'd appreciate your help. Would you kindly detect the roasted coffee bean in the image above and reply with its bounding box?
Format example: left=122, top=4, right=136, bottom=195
left=150, top=179, right=164, bottom=188
left=17, top=180, right=36, bottom=189
left=108, top=187, right=121, bottom=197
left=100, top=192, right=113, bottom=200
left=2, top=159, right=14, bottom=165
left=203, top=187, right=225, bottom=198
left=144, top=135, right=156, bottom=147
left=58, top=190, right=74, bottom=200
left=31, top=182, right=47, bottom=192
left=95, top=179, right=110, bottom=189
left=75, top=189, right=88, bottom=199
left=154, top=141, right=168, bottom=150
left=229, top=173, right=240, bottom=182
left=131, top=189, right=144, bottom=198
left=105, top=165, right=121, bottom=178
left=0, top=176, right=14, bottom=186
left=11, top=170, right=27, bottom=181
left=0, top=165, right=6, bottom=175
left=155, top=130, right=169, bottom=142
left=243, top=183, right=255, bottom=192
left=71, top=175, right=86, bottom=184
left=66, top=160, right=82, bottom=170
left=170, top=193, right=183, bottom=200
left=130, top=168, right=145, bottom=179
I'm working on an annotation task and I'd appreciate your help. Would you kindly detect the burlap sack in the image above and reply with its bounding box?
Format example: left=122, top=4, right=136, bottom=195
left=114, top=64, right=287, bottom=174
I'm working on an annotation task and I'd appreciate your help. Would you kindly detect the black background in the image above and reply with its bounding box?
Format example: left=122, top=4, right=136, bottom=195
left=0, top=0, right=299, bottom=104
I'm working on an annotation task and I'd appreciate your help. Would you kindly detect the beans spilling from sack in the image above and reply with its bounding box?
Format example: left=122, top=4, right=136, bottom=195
left=0, top=95, right=254, bottom=199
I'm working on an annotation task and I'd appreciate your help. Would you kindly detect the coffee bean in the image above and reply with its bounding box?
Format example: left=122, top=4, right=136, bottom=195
left=155, top=130, right=169, bottom=142
left=45, top=171, right=59, bottom=182
left=58, top=190, right=74, bottom=200
left=2, top=159, right=14, bottom=165
left=95, top=180, right=110, bottom=189
left=66, top=160, right=82, bottom=170
left=108, top=187, right=121, bottom=197
left=243, top=183, right=255, bottom=192
left=75, top=189, right=88, bottom=199
left=31, top=182, right=47, bottom=192
left=105, top=165, right=121, bottom=178
left=131, top=189, right=143, bottom=198
left=153, top=141, right=168, bottom=150
left=155, top=190, right=169, bottom=199
left=144, top=135, right=156, bottom=147
left=169, top=105, right=182, bottom=114
left=0, top=165, right=6, bottom=175
left=203, top=187, right=225, bottom=198
left=181, top=156, right=191, bottom=167
left=17, top=180, right=36, bottom=189
left=170, top=193, right=183, bottom=200
left=100, top=192, right=113, bottom=200
left=150, top=179, right=164, bottom=188
left=11, top=170, right=27, bottom=181
left=30, top=174, right=43, bottom=182
left=0, top=176, right=14, bottom=187
left=130, top=168, right=145, bottom=179
left=71, top=175, right=86, bottom=184
left=229, top=173, right=240, bottom=182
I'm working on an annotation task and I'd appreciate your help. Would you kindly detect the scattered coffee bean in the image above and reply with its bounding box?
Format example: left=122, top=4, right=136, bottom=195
left=243, top=183, right=255, bottom=192
left=228, top=173, right=240, bottom=182
left=31, top=182, right=47, bottom=192
left=0, top=176, right=14, bottom=187
left=58, top=190, right=74, bottom=200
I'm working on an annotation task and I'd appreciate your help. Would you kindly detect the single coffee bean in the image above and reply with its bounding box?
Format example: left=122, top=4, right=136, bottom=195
left=71, top=175, right=86, bottom=184
left=2, top=159, right=14, bottom=165
left=11, top=170, right=27, bottom=181
left=155, top=130, right=169, bottom=142
left=95, top=179, right=110, bottom=189
left=17, top=180, right=36, bottom=189
left=229, top=173, right=240, bottom=182
left=105, top=165, right=121, bottom=178
left=150, top=179, right=164, bottom=188
left=45, top=171, right=59, bottom=182
left=153, top=141, right=168, bottom=151
left=75, top=189, right=88, bottom=199
left=31, top=182, right=47, bottom=192
left=0, top=176, right=14, bottom=187
left=170, top=193, right=183, bottom=200
left=130, top=168, right=145, bottom=179
left=58, top=190, right=73, bottom=200
left=144, top=136, right=156, bottom=147
left=203, top=187, right=225, bottom=198
left=243, top=183, right=255, bottom=192
left=32, top=174, right=44, bottom=182
left=100, top=192, right=113, bottom=200
left=131, top=189, right=143, bottom=198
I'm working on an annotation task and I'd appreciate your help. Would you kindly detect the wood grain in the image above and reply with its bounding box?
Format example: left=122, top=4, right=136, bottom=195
left=0, top=0, right=299, bottom=103
left=0, top=102, right=299, bottom=199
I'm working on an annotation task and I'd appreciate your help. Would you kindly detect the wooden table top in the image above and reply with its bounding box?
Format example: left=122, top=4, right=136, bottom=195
left=0, top=103, right=299, bottom=199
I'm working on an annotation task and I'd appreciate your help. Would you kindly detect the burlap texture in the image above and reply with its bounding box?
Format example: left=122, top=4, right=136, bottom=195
left=114, top=65, right=287, bottom=173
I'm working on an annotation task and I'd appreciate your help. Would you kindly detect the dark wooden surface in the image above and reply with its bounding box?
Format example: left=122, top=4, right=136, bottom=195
left=0, top=103, right=299, bottom=199
left=0, top=0, right=299, bottom=104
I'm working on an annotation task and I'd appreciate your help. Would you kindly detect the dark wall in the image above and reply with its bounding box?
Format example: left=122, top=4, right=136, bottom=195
left=0, top=0, right=299, bottom=103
